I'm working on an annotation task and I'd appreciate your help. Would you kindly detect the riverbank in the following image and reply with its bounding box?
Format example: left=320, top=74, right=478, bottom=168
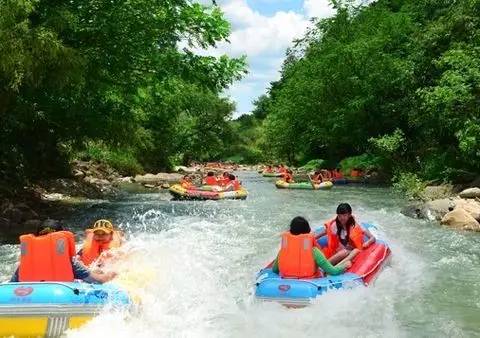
left=0, top=161, right=261, bottom=241
left=401, top=180, right=480, bottom=231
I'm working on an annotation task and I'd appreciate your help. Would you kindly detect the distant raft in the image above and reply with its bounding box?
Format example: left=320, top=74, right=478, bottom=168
left=169, top=184, right=248, bottom=200
left=330, top=177, right=348, bottom=185
left=255, top=223, right=391, bottom=307
left=262, top=172, right=283, bottom=177
left=0, top=281, right=131, bottom=337
left=275, top=180, right=333, bottom=190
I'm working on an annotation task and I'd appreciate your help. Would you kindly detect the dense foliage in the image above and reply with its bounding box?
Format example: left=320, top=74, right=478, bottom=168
left=230, top=0, right=480, bottom=182
left=0, top=0, right=245, bottom=191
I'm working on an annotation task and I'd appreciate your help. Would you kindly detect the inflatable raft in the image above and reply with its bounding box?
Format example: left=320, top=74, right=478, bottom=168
left=275, top=180, right=333, bottom=190
left=262, top=172, right=283, bottom=177
left=330, top=177, right=348, bottom=185
left=169, top=184, right=248, bottom=200
left=345, top=176, right=365, bottom=183
left=0, top=281, right=130, bottom=337
left=255, top=224, right=391, bottom=306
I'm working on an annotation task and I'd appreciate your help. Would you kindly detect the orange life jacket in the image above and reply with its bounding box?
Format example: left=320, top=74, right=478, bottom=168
left=323, top=218, right=364, bottom=258
left=333, top=170, right=343, bottom=178
left=181, top=179, right=193, bottom=189
left=278, top=232, right=318, bottom=279
left=282, top=172, right=293, bottom=183
left=204, top=176, right=218, bottom=185
left=218, top=177, right=231, bottom=186
left=80, top=230, right=123, bottom=266
left=350, top=169, right=362, bottom=177
left=18, top=231, right=76, bottom=282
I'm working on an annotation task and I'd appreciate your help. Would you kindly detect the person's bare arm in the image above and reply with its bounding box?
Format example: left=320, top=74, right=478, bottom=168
left=362, top=228, right=376, bottom=248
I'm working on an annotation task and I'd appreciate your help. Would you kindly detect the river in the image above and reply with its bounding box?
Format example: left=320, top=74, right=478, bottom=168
left=1, top=171, right=479, bottom=337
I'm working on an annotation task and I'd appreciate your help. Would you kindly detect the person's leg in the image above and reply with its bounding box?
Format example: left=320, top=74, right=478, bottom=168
left=328, top=249, right=349, bottom=265
left=337, top=248, right=360, bottom=266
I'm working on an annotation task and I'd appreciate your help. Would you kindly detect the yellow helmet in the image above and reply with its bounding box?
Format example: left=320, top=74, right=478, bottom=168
left=91, top=219, right=114, bottom=234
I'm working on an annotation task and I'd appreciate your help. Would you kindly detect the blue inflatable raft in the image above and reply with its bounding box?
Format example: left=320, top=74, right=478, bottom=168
left=0, top=281, right=131, bottom=336
left=255, top=224, right=391, bottom=306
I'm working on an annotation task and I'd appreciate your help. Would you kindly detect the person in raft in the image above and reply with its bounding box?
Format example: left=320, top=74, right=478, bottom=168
left=317, top=203, right=376, bottom=265
left=218, top=171, right=231, bottom=186
left=203, top=171, right=218, bottom=185
left=272, top=216, right=351, bottom=278
left=281, top=169, right=294, bottom=183
left=77, top=219, right=124, bottom=267
left=180, top=174, right=194, bottom=189
left=332, top=168, right=343, bottom=179
left=264, top=165, right=274, bottom=173
left=223, top=174, right=242, bottom=191
left=10, top=224, right=116, bottom=283
left=310, top=171, right=324, bottom=184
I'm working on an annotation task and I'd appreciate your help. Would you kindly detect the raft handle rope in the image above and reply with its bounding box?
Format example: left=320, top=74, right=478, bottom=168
left=0, top=281, right=87, bottom=295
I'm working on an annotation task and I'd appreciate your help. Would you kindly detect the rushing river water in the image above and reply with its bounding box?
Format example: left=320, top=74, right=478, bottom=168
left=1, top=171, right=479, bottom=337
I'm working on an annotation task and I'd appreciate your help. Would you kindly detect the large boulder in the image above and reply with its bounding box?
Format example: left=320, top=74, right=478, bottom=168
left=459, top=187, right=480, bottom=199
left=452, top=198, right=480, bottom=221
left=423, top=198, right=455, bottom=220
left=441, top=208, right=480, bottom=231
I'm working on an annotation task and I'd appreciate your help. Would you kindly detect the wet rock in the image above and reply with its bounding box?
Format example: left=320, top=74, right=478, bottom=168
left=441, top=208, right=480, bottom=231
left=400, top=202, right=426, bottom=219
left=41, top=192, right=66, bottom=202
left=114, top=176, right=134, bottom=185
left=73, top=169, right=85, bottom=178
left=459, top=187, right=480, bottom=199
left=72, top=160, right=91, bottom=171
left=423, top=198, right=455, bottom=221
left=144, top=184, right=156, bottom=189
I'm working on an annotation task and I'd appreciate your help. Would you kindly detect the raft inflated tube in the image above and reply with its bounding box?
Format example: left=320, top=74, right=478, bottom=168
left=331, top=177, right=348, bottom=185
left=0, top=281, right=131, bottom=337
left=169, top=184, right=248, bottom=200
left=275, top=180, right=333, bottom=190
left=255, top=223, right=391, bottom=306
